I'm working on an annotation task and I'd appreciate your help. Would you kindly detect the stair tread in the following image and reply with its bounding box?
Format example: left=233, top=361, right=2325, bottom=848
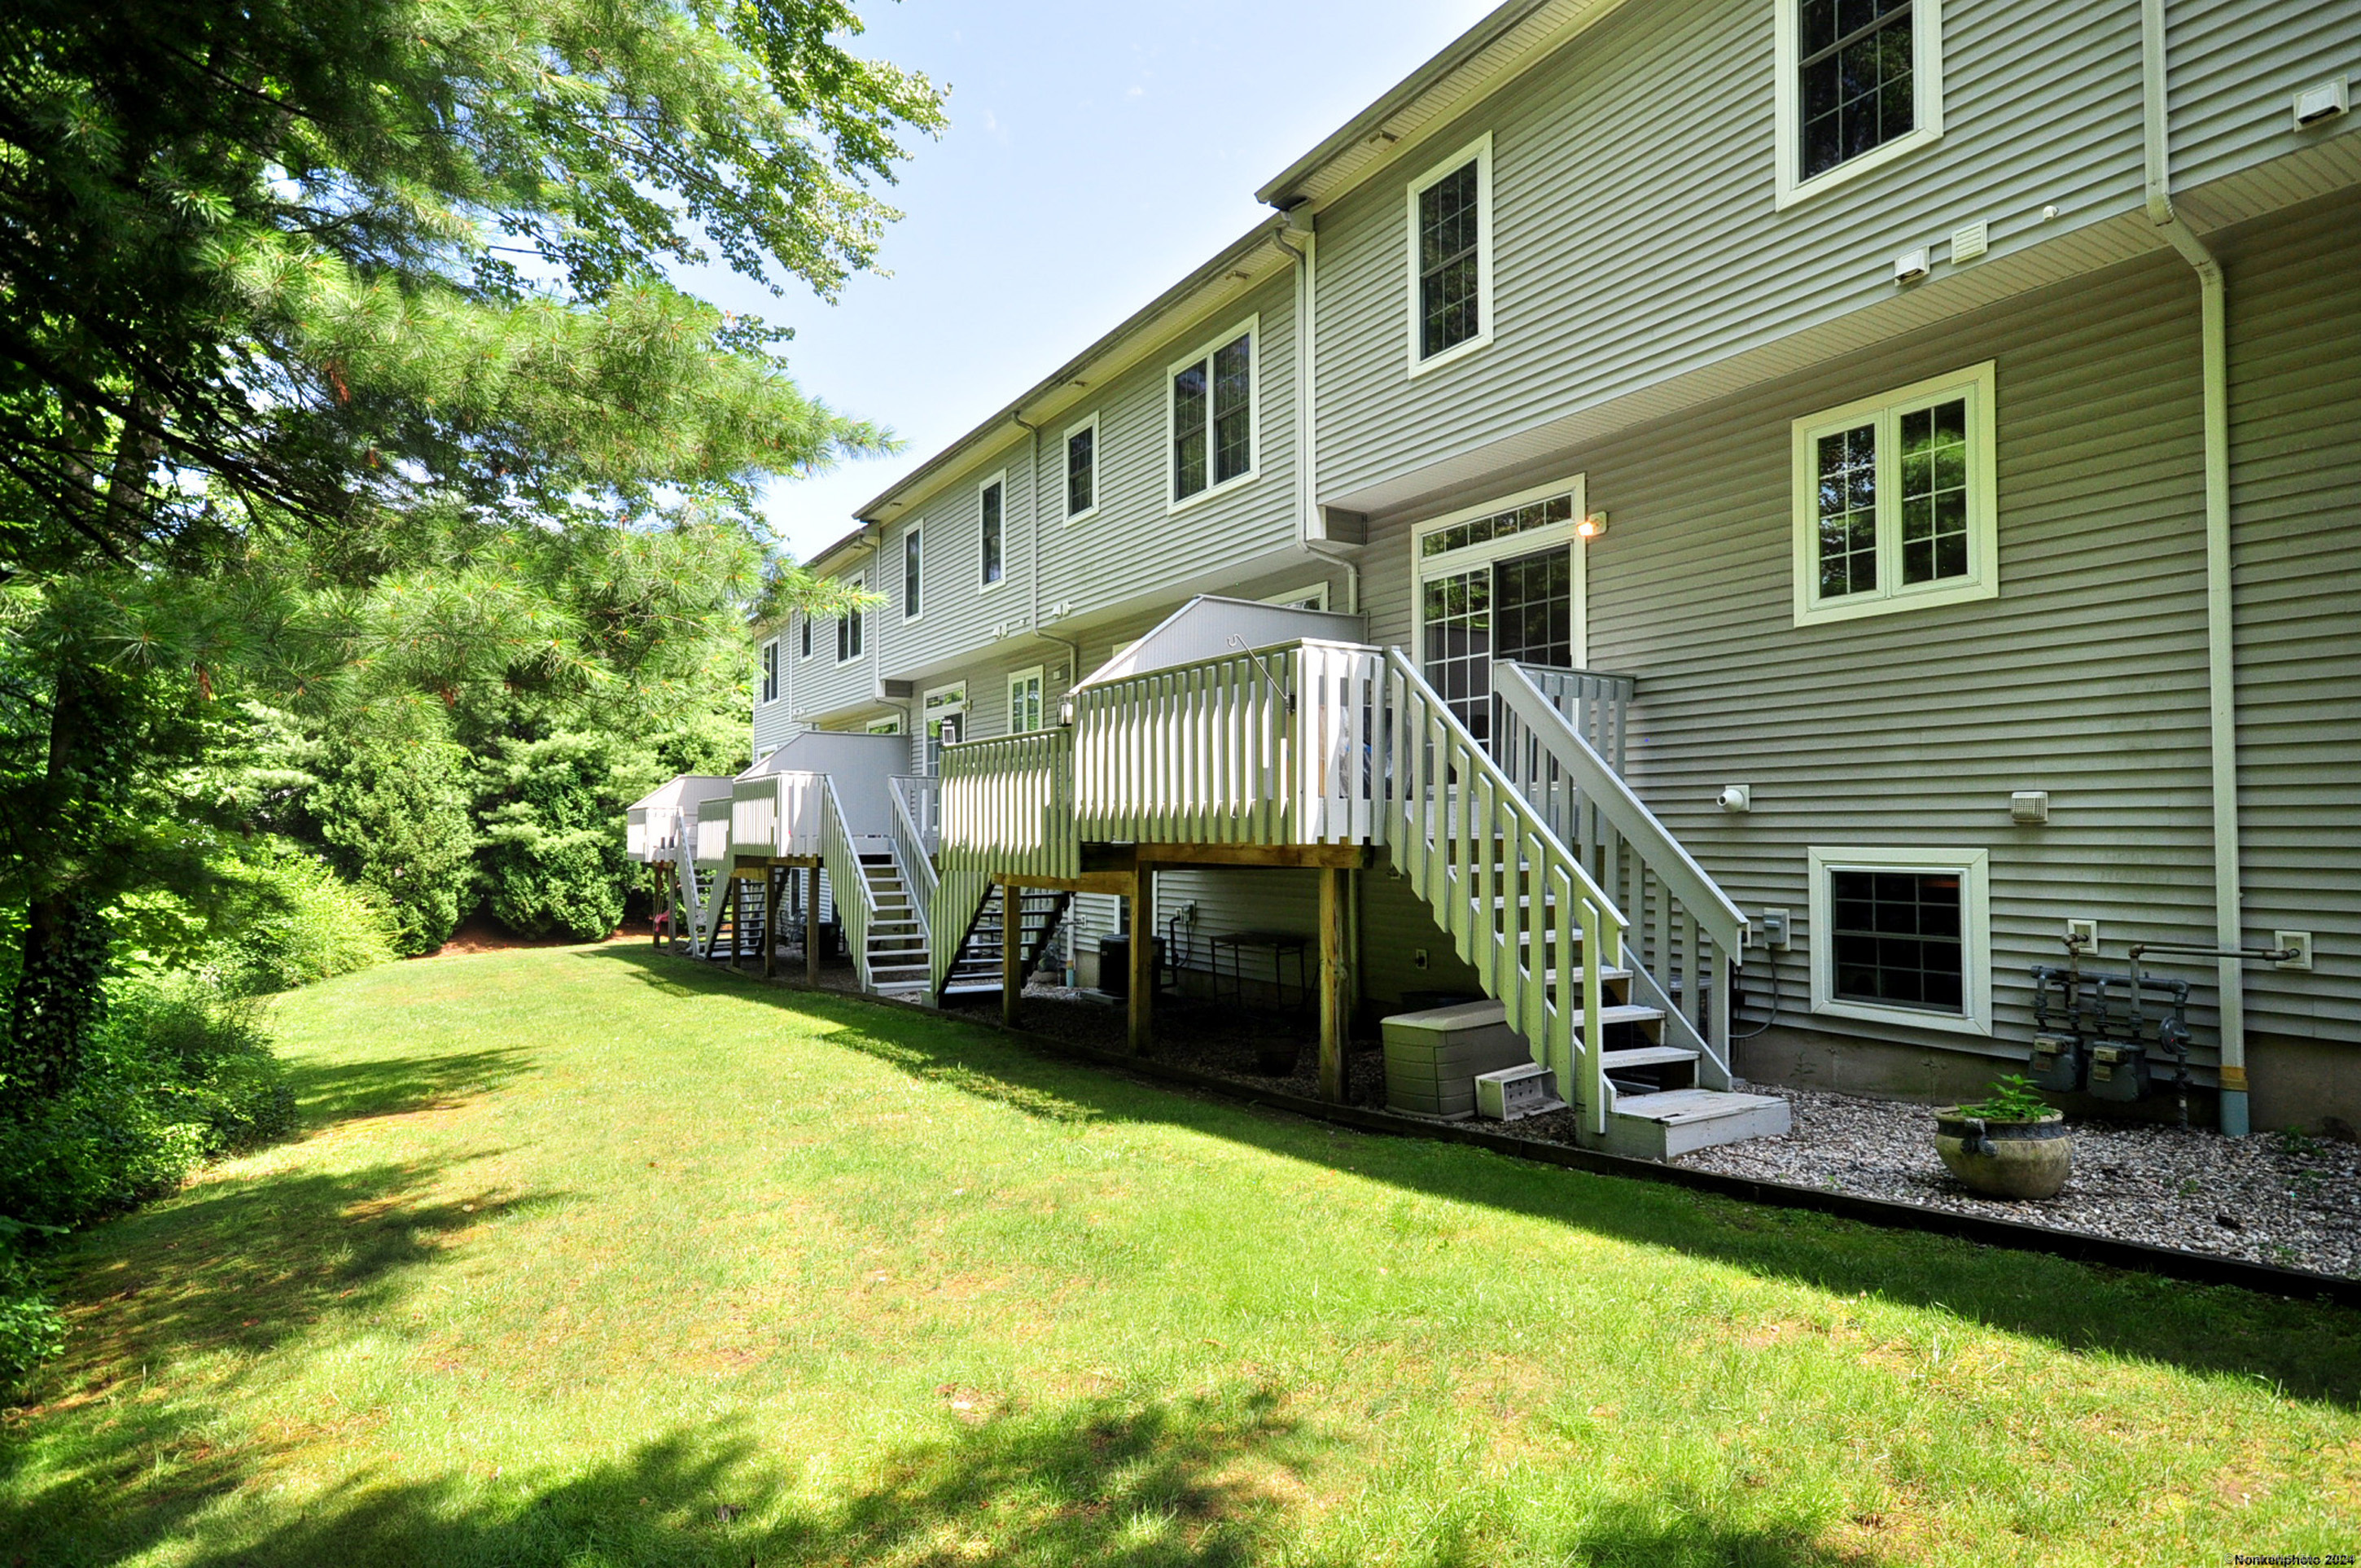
left=1598, top=1045, right=1699, bottom=1069
left=1610, top=1088, right=1786, bottom=1125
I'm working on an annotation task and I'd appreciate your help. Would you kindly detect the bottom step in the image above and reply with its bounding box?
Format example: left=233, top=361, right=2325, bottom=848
left=1604, top=1088, right=1791, bottom=1158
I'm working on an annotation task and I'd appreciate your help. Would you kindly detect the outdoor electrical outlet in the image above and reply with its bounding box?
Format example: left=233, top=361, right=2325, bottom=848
left=2275, top=931, right=2315, bottom=971
left=2065, top=918, right=2100, bottom=953
left=1759, top=908, right=1790, bottom=948
left=1412, top=948, right=1430, bottom=970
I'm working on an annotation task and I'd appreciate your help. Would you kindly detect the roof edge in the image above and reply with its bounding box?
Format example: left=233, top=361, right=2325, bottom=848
left=848, top=213, right=1290, bottom=526
left=1253, top=0, right=1556, bottom=208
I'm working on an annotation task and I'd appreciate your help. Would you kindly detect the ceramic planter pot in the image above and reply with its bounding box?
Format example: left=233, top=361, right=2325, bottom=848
left=1933, top=1108, right=2072, bottom=1199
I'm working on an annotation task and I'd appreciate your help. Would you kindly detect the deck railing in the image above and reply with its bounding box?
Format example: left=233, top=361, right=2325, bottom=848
left=629, top=805, right=684, bottom=864
left=1072, top=639, right=1383, bottom=847
left=932, top=728, right=1076, bottom=994
left=820, top=777, right=876, bottom=991
left=694, top=796, right=731, bottom=867
left=1495, top=660, right=1746, bottom=1088
left=1510, top=664, right=1634, bottom=773
left=731, top=770, right=826, bottom=860
left=1386, top=650, right=1629, bottom=1130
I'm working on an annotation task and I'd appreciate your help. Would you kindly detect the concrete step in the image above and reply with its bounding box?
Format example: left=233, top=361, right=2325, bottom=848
left=1602, top=1088, right=1791, bottom=1158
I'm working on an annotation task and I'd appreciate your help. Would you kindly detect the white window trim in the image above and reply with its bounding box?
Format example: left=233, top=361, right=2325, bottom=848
left=1409, top=473, right=1588, bottom=671
left=1807, top=846, right=1991, bottom=1036
left=1773, top=0, right=1945, bottom=211
left=1062, top=412, right=1102, bottom=523
left=836, top=572, right=865, bottom=664
left=1404, top=132, right=1496, bottom=377
left=901, top=523, right=924, bottom=623
left=1260, top=582, right=1330, bottom=611
left=865, top=715, right=903, bottom=736
left=977, top=469, right=1010, bottom=592
left=1006, top=664, right=1045, bottom=733
left=759, top=638, right=779, bottom=705
left=1164, top=314, right=1260, bottom=515
left=1790, top=361, right=1995, bottom=628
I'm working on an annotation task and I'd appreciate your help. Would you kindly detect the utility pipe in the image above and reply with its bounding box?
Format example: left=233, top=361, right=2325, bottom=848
left=2140, top=0, right=2247, bottom=1137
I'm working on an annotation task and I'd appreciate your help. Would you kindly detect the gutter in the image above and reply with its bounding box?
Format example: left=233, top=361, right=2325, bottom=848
left=2141, top=0, right=2247, bottom=1137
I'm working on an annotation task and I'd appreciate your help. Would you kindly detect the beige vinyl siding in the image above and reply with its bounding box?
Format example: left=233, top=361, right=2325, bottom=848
left=1363, top=246, right=2239, bottom=1064
left=1309, top=0, right=2160, bottom=510
left=2167, top=0, right=2361, bottom=195
left=2219, top=188, right=2361, bottom=1040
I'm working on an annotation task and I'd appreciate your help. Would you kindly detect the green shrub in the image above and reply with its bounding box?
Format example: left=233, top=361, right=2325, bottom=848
left=0, top=1241, right=64, bottom=1381
left=0, top=972, right=293, bottom=1230
left=313, top=712, right=476, bottom=955
left=214, top=848, right=399, bottom=993
left=476, top=731, right=626, bottom=941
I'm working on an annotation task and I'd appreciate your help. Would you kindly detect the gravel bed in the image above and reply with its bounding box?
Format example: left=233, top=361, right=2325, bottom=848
left=1671, top=1084, right=2361, bottom=1277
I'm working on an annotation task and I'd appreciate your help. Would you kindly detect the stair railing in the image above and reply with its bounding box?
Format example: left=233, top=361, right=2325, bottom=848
left=1509, top=665, right=1633, bottom=773
left=820, top=777, right=877, bottom=991
left=887, top=775, right=939, bottom=950
left=1383, top=650, right=1628, bottom=1133
left=1496, top=660, right=1747, bottom=1088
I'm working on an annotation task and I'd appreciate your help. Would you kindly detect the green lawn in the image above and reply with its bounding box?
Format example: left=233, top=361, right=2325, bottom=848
left=7, top=945, right=2359, bottom=1566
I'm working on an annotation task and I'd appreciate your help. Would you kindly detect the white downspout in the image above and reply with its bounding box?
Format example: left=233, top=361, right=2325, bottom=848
left=2141, top=0, right=2247, bottom=1137
left=1274, top=221, right=1361, bottom=615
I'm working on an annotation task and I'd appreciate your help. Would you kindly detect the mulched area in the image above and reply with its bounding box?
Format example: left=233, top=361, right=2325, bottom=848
left=428, top=913, right=653, bottom=957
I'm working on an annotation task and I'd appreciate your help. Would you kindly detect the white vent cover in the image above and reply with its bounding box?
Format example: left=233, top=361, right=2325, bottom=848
left=1951, top=220, right=1990, bottom=263
left=2294, top=77, right=2349, bottom=129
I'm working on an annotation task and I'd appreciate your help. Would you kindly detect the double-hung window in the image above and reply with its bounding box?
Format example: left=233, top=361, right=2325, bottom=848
left=1406, top=134, right=1493, bottom=372
left=760, top=639, right=778, bottom=704
left=799, top=615, right=812, bottom=659
left=1791, top=362, right=1994, bottom=626
left=1007, top=666, right=1045, bottom=734
left=1169, top=318, right=1255, bottom=506
left=1775, top=0, right=1943, bottom=206
left=1064, top=414, right=1099, bottom=521
left=1807, top=847, right=1991, bottom=1034
left=903, top=526, right=922, bottom=620
left=979, top=474, right=1005, bottom=586
left=837, top=574, right=864, bottom=662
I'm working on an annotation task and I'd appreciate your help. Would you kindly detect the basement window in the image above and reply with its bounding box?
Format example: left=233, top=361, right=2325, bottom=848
left=1774, top=0, right=1944, bottom=208
left=1791, top=362, right=1995, bottom=626
left=1807, top=847, right=1991, bottom=1034
left=1169, top=318, right=1256, bottom=507
left=1406, top=134, right=1493, bottom=372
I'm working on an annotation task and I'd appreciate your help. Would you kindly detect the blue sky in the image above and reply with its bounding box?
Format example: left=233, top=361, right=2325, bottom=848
left=690, top=0, right=1498, bottom=562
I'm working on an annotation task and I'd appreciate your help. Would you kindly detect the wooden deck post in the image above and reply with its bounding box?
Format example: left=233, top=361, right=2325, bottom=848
left=655, top=866, right=668, bottom=949
left=1318, top=865, right=1351, bottom=1103
left=1001, top=882, right=1023, bottom=1028
left=1128, top=868, right=1154, bottom=1056
left=804, top=867, right=821, bottom=986
left=762, top=866, right=782, bottom=980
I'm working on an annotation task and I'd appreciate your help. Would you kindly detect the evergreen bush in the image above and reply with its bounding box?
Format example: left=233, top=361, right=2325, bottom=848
left=476, top=732, right=628, bottom=940
left=312, top=714, right=476, bottom=955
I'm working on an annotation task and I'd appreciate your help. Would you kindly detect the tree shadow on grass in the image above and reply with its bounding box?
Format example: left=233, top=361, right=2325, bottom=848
left=583, top=945, right=2361, bottom=1409
left=18, top=1383, right=1871, bottom=1568
left=3, top=1154, right=571, bottom=1560
left=283, top=1045, right=538, bottom=1127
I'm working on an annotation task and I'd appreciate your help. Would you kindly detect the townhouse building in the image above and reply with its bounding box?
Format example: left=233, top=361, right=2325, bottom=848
left=631, top=0, right=2361, bottom=1148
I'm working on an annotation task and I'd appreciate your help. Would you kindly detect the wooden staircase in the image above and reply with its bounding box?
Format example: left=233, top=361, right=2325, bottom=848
left=1379, top=651, right=1787, bottom=1158
left=856, top=849, right=931, bottom=998
left=936, top=886, right=1070, bottom=1001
